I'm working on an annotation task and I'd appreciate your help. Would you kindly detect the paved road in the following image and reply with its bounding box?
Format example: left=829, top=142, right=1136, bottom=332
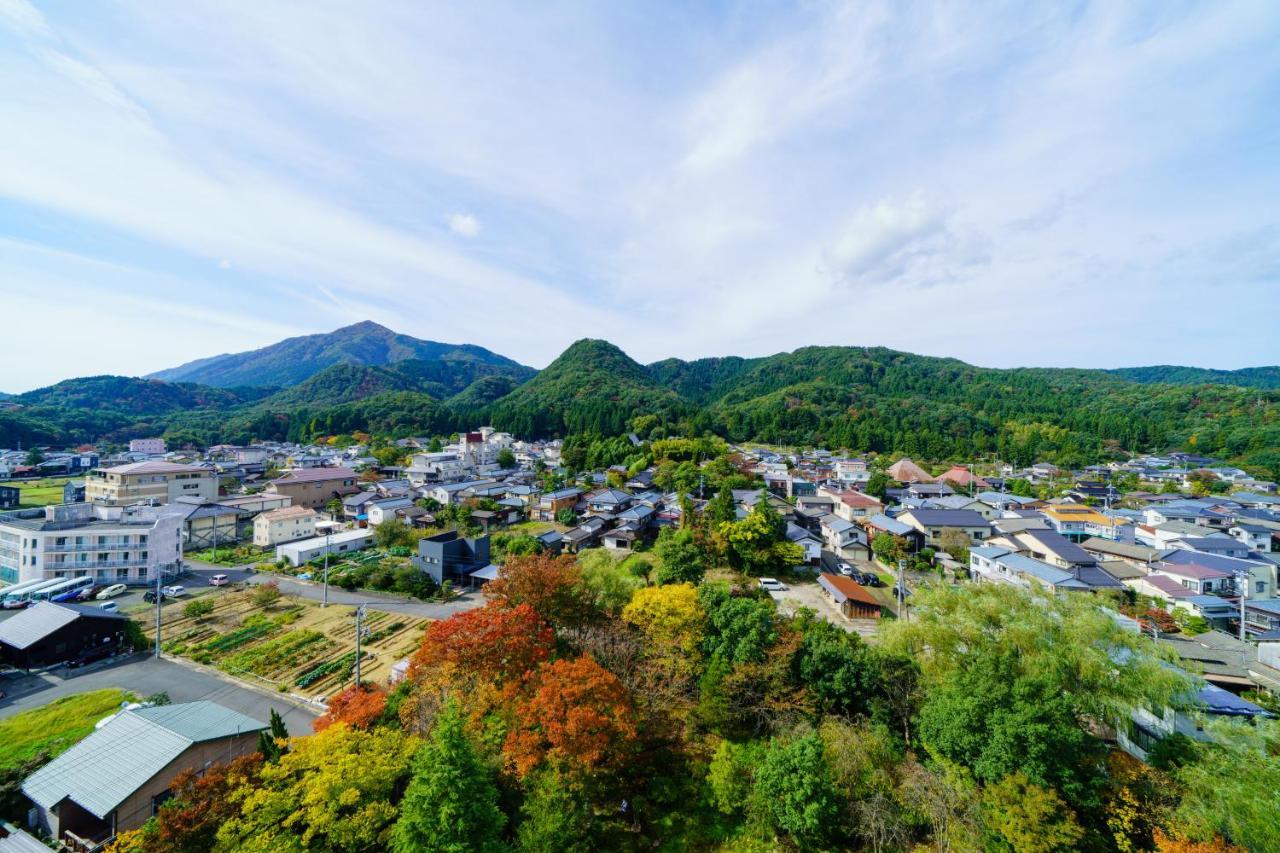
left=0, top=655, right=319, bottom=732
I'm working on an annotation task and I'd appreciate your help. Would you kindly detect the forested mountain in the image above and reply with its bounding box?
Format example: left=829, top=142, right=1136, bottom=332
left=147, top=321, right=530, bottom=388
left=7, top=326, right=1280, bottom=478
left=486, top=339, right=686, bottom=436
left=1108, top=364, right=1280, bottom=389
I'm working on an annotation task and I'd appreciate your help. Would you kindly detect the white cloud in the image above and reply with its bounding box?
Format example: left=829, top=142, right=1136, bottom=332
left=447, top=213, right=480, bottom=238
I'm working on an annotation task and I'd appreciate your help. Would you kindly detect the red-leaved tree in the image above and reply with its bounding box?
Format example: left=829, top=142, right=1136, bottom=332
left=504, top=655, right=638, bottom=778
left=486, top=553, right=593, bottom=628
left=314, top=683, right=388, bottom=732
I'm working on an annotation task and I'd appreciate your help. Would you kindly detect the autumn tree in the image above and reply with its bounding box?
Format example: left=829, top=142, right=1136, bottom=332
left=504, top=655, right=639, bottom=779
left=622, top=582, right=706, bottom=686
left=251, top=581, right=282, bottom=609
left=487, top=553, right=593, bottom=627
left=392, top=702, right=505, bottom=853
left=980, top=772, right=1085, bottom=853
left=314, top=684, right=388, bottom=732
left=107, top=754, right=262, bottom=853
left=217, top=724, right=417, bottom=853
left=410, top=602, right=554, bottom=687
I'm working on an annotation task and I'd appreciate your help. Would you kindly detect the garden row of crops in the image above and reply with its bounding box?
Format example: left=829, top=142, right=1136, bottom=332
left=295, top=651, right=362, bottom=688
left=223, top=630, right=333, bottom=677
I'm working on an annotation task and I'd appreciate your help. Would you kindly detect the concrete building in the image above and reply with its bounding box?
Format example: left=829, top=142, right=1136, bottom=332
left=23, top=702, right=266, bottom=846
left=275, top=528, right=372, bottom=567
left=127, top=437, right=166, bottom=455
left=86, top=461, right=217, bottom=507
left=0, top=503, right=184, bottom=586
left=264, top=467, right=359, bottom=510
left=254, top=505, right=318, bottom=548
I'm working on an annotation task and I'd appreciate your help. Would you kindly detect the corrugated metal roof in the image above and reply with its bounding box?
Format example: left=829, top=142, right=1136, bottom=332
left=0, top=602, right=123, bottom=650
left=22, top=702, right=267, bottom=819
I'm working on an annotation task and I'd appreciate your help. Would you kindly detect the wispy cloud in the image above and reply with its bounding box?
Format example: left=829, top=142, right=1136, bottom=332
left=0, top=1, right=1278, bottom=391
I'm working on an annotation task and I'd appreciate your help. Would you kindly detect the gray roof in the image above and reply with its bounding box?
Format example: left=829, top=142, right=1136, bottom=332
left=0, top=602, right=124, bottom=650
left=0, top=823, right=49, bottom=853
left=866, top=513, right=912, bottom=536
left=23, top=701, right=267, bottom=818
left=901, top=509, right=989, bottom=527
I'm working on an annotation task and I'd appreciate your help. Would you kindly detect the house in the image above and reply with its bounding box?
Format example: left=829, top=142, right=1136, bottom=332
left=820, top=515, right=869, bottom=560
left=85, top=461, right=218, bottom=507
left=886, top=459, right=933, bottom=483
left=172, top=500, right=247, bottom=551
left=1040, top=503, right=1133, bottom=542
left=366, top=496, right=415, bottom=526
left=536, top=530, right=565, bottom=556
left=585, top=489, right=633, bottom=515
left=1148, top=562, right=1235, bottom=596
left=970, top=546, right=1121, bottom=593
left=833, top=458, right=870, bottom=484
left=22, top=701, right=266, bottom=845
left=785, top=523, right=823, bottom=566
left=1230, top=522, right=1276, bottom=553
left=0, top=601, right=129, bottom=669
left=602, top=527, right=639, bottom=551
left=562, top=517, right=607, bottom=553
left=0, top=485, right=18, bottom=509
left=934, top=465, right=990, bottom=490
left=817, top=573, right=882, bottom=619
left=275, top=529, right=372, bottom=567
left=818, top=488, right=883, bottom=523
left=929, top=495, right=998, bottom=519
left=904, top=483, right=954, bottom=500
left=413, top=531, right=491, bottom=585
left=1079, top=537, right=1164, bottom=570
left=896, top=509, right=991, bottom=548
left=253, top=506, right=318, bottom=548
left=265, top=467, right=359, bottom=510
left=863, top=513, right=924, bottom=553
left=127, top=437, right=166, bottom=455
left=1118, top=682, right=1269, bottom=764
left=342, top=490, right=379, bottom=520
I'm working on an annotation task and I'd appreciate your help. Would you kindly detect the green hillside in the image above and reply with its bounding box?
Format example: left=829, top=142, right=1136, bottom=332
left=1108, top=364, right=1280, bottom=389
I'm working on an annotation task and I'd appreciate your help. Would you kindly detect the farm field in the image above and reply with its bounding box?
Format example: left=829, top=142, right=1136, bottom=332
left=142, top=589, right=428, bottom=700
left=10, top=477, right=75, bottom=508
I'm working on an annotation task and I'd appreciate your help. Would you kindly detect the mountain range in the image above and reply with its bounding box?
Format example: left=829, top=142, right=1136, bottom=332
left=3, top=322, right=1279, bottom=476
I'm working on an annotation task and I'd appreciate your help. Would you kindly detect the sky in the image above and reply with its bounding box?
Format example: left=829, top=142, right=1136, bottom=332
left=1, top=0, right=1278, bottom=392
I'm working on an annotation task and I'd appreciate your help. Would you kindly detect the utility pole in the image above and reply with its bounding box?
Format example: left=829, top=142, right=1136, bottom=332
left=354, top=604, right=368, bottom=685
left=154, top=563, right=163, bottom=658
left=896, top=558, right=908, bottom=622
left=1237, top=568, right=1249, bottom=642
left=320, top=521, right=334, bottom=607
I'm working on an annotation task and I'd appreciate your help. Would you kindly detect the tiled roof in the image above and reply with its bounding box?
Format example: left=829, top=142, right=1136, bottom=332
left=271, top=467, right=357, bottom=484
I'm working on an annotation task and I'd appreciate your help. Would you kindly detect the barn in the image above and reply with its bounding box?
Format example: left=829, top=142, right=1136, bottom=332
left=0, top=602, right=129, bottom=669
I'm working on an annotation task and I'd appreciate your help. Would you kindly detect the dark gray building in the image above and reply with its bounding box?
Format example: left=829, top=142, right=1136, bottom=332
left=413, top=531, right=491, bottom=585
left=0, top=601, right=129, bottom=669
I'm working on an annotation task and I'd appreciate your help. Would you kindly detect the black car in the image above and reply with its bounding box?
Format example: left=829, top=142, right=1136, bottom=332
left=143, top=590, right=167, bottom=603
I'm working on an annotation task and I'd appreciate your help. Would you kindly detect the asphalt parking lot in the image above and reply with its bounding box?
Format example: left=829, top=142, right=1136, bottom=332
left=0, top=654, right=319, bottom=732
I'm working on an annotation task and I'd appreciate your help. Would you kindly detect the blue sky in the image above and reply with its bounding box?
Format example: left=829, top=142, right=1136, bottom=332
left=1, top=0, right=1278, bottom=392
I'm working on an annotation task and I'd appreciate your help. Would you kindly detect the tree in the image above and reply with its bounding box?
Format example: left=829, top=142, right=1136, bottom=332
left=653, top=527, right=706, bottom=585
left=487, top=553, right=593, bottom=628
left=706, top=739, right=763, bottom=816
left=1173, top=718, right=1280, bottom=852
left=504, top=655, right=638, bottom=778
left=496, top=447, right=517, bottom=468
left=555, top=507, right=578, bottom=526
left=792, top=613, right=886, bottom=718
left=870, top=532, right=905, bottom=566
left=427, top=437, right=443, bottom=453
left=325, top=497, right=344, bottom=517
left=577, top=550, right=644, bottom=616
left=392, top=702, right=505, bottom=853
left=373, top=519, right=413, bottom=549
left=937, top=528, right=971, bottom=563
left=864, top=471, right=890, bottom=501
left=981, top=772, right=1084, bottom=852
left=182, top=598, right=214, bottom=620
left=622, top=583, right=706, bottom=683
left=251, top=582, right=282, bottom=609
left=719, top=493, right=805, bottom=576
left=24, top=447, right=44, bottom=466
left=107, top=754, right=263, bottom=853
left=698, top=582, right=776, bottom=665
left=751, top=732, right=839, bottom=849
left=217, top=724, right=417, bottom=853
left=516, top=765, right=597, bottom=853
left=315, top=684, right=388, bottom=732
left=917, top=649, right=1104, bottom=806
left=410, top=602, right=553, bottom=687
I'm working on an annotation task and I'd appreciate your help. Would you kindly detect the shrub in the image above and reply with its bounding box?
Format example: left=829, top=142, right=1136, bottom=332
left=183, top=598, right=215, bottom=620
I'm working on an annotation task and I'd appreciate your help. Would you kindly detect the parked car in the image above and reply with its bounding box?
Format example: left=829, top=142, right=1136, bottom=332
left=67, top=644, right=117, bottom=669
left=143, top=590, right=166, bottom=604
left=209, top=574, right=229, bottom=587
left=837, top=563, right=854, bottom=576
left=862, top=573, right=884, bottom=587
left=98, top=601, right=119, bottom=613
left=161, top=585, right=187, bottom=597
left=96, top=583, right=128, bottom=600
left=759, top=577, right=787, bottom=592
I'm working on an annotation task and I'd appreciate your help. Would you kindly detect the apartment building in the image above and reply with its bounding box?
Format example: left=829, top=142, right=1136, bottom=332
left=86, top=461, right=217, bottom=507
left=0, top=503, right=184, bottom=585
left=264, top=467, right=359, bottom=510
left=128, top=437, right=167, bottom=455
left=253, top=505, right=318, bottom=547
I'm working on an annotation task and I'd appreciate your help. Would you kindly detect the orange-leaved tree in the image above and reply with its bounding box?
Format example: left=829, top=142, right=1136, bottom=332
left=410, top=601, right=554, bottom=686
left=486, top=553, right=593, bottom=628
left=315, top=683, right=388, bottom=732
left=504, top=655, right=638, bottom=778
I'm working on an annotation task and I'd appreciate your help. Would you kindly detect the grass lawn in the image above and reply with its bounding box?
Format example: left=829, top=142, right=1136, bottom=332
left=12, top=477, right=75, bottom=509
left=0, top=688, right=135, bottom=766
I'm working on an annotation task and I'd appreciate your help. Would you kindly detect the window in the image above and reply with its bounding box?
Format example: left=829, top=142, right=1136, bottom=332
left=1257, top=581, right=1267, bottom=594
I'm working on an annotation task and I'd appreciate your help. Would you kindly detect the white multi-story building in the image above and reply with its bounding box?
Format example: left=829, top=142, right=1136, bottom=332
left=128, top=437, right=167, bottom=455
left=86, top=461, right=218, bottom=506
left=833, top=458, right=870, bottom=484
left=0, top=503, right=184, bottom=586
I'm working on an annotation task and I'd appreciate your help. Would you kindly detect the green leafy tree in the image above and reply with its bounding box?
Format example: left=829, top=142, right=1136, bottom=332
left=516, top=766, right=595, bottom=853
left=706, top=739, right=762, bottom=816
left=698, top=582, right=776, bottom=665
left=496, top=447, right=517, bottom=468
left=864, top=471, right=890, bottom=501
left=392, top=703, right=505, bottom=853
left=720, top=493, right=804, bottom=576
left=653, top=527, right=707, bottom=585
left=374, top=519, right=413, bottom=549
left=427, top=437, right=443, bottom=452
left=555, top=508, right=578, bottom=526
left=980, top=772, right=1085, bottom=853
left=1173, top=719, right=1280, bottom=852
left=751, top=732, right=839, bottom=850
left=871, top=532, right=905, bottom=566
left=705, top=485, right=738, bottom=527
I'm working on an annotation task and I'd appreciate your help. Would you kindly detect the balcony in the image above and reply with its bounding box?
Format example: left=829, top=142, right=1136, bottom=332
left=45, top=541, right=144, bottom=553
left=46, top=558, right=146, bottom=570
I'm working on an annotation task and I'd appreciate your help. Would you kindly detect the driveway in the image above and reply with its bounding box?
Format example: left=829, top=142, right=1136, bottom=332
left=0, top=655, right=319, bottom=733
left=768, top=581, right=881, bottom=639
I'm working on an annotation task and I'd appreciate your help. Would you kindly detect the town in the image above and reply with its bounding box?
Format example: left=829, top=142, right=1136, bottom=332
left=0, top=423, right=1277, bottom=851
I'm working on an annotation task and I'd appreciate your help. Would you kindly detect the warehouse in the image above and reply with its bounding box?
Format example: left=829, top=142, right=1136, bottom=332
left=0, top=601, right=129, bottom=669
left=275, top=528, right=373, bottom=567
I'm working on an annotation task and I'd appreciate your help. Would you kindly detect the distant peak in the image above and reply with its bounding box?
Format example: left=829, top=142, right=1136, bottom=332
left=334, top=320, right=393, bottom=334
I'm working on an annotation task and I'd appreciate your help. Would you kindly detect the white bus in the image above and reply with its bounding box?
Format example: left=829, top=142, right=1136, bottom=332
left=30, top=576, right=95, bottom=604
left=2, top=578, right=64, bottom=609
